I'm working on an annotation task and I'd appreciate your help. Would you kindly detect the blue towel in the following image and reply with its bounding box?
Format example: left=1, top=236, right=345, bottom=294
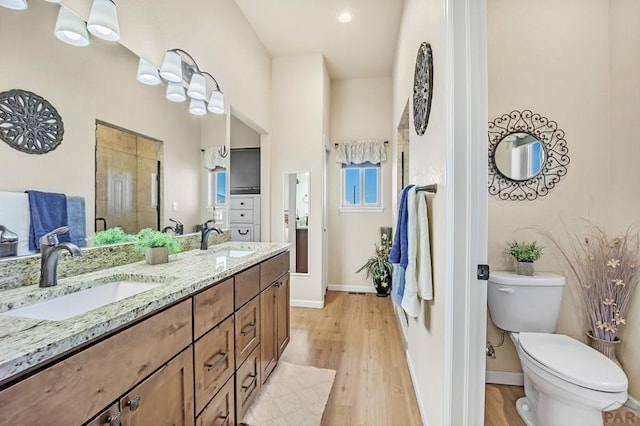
left=26, top=190, right=70, bottom=251
left=389, top=185, right=413, bottom=305
left=66, top=196, right=86, bottom=247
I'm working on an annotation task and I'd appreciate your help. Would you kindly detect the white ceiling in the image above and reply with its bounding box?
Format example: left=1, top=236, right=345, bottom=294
left=233, top=0, right=405, bottom=80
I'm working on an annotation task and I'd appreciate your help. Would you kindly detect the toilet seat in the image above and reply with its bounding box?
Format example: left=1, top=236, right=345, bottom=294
left=518, top=332, right=627, bottom=393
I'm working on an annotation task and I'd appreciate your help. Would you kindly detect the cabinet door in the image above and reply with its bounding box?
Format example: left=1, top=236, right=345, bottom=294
left=230, top=226, right=253, bottom=242
left=235, top=296, right=260, bottom=367
left=276, top=274, right=291, bottom=358
left=194, top=316, right=235, bottom=416
left=260, top=284, right=277, bottom=383
left=85, top=403, right=121, bottom=426
left=195, top=377, right=235, bottom=426
left=120, top=347, right=194, bottom=426
left=235, top=345, right=261, bottom=422
left=193, top=278, right=234, bottom=340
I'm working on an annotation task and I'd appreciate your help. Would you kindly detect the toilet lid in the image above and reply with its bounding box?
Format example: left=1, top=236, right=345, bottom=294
left=518, top=333, right=628, bottom=392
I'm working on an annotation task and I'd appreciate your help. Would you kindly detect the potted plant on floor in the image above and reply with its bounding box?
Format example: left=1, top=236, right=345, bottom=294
left=134, top=228, right=182, bottom=265
left=357, top=227, right=393, bottom=297
left=508, top=240, right=543, bottom=276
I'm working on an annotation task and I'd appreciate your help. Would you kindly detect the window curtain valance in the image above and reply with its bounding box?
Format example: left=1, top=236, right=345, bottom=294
left=203, top=146, right=227, bottom=170
left=335, top=139, right=387, bottom=165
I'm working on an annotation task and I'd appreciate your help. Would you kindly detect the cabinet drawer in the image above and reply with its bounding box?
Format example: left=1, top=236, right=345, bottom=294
left=230, top=197, right=254, bottom=210
left=85, top=403, right=120, bottom=426
left=196, top=377, right=235, bottom=426
left=0, top=300, right=192, bottom=426
left=230, top=209, right=254, bottom=223
left=235, top=265, right=260, bottom=309
left=193, top=278, right=234, bottom=339
left=235, top=296, right=260, bottom=367
left=230, top=226, right=253, bottom=242
left=260, top=251, right=290, bottom=291
left=119, top=347, right=194, bottom=426
left=194, top=316, right=235, bottom=416
left=235, top=345, right=261, bottom=422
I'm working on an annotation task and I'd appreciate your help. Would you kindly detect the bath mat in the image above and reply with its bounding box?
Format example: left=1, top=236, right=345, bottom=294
left=242, top=361, right=336, bottom=426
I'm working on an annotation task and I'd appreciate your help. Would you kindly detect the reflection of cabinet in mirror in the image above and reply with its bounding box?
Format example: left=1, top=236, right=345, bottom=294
left=95, top=122, right=161, bottom=234
left=283, top=172, right=309, bottom=274
left=230, top=195, right=260, bottom=241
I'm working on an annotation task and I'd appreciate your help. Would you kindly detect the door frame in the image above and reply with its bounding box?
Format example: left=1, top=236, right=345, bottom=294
left=444, top=0, right=488, bottom=425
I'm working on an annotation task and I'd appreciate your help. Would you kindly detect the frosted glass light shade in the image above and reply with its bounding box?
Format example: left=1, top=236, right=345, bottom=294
left=187, top=73, right=206, bottom=100
left=166, top=81, right=186, bottom=102
left=54, top=6, right=90, bottom=47
left=189, top=98, right=207, bottom=116
left=160, top=51, right=182, bottom=83
left=207, top=90, right=224, bottom=114
left=87, top=0, right=120, bottom=41
left=136, top=58, right=161, bottom=85
left=43, top=0, right=62, bottom=3
left=0, top=0, right=27, bottom=10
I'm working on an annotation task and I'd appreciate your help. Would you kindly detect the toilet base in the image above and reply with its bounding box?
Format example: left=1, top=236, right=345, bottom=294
left=515, top=397, right=535, bottom=426
left=516, top=394, right=611, bottom=426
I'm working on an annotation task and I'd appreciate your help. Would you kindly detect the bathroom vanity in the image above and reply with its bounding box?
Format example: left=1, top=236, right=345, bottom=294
left=0, top=242, right=290, bottom=426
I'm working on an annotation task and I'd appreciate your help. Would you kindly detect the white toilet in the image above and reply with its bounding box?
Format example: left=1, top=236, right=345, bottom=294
left=487, top=271, right=628, bottom=426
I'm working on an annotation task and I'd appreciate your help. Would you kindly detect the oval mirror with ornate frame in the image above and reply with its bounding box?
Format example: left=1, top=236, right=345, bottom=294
left=488, top=110, right=570, bottom=201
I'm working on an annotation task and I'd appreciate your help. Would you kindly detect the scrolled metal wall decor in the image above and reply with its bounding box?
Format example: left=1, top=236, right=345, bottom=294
left=413, top=42, right=433, bottom=136
left=0, top=89, right=64, bottom=154
left=488, top=110, right=569, bottom=201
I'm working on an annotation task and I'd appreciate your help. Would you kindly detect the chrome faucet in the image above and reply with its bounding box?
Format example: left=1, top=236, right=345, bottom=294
left=39, top=226, right=84, bottom=288
left=200, top=220, right=223, bottom=250
left=162, top=218, right=184, bottom=235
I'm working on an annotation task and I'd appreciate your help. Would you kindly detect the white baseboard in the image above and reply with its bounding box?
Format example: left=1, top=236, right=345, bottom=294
left=327, top=284, right=377, bottom=294
left=625, top=395, right=640, bottom=413
left=290, top=299, right=324, bottom=309
left=485, top=370, right=524, bottom=386
left=406, top=350, right=429, bottom=426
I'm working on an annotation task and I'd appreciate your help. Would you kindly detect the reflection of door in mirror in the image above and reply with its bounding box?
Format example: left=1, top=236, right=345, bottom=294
left=494, top=133, right=545, bottom=181
left=95, top=122, right=161, bottom=234
left=283, top=172, right=309, bottom=274
left=397, top=100, right=410, bottom=193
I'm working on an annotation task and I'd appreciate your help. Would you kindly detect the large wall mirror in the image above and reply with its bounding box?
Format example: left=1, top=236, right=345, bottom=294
left=0, top=1, right=229, bottom=258
left=283, top=172, right=309, bottom=274
left=488, top=110, right=570, bottom=201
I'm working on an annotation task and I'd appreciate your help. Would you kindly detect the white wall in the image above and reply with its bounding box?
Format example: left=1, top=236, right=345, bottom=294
left=0, top=2, right=202, bottom=233
left=487, top=0, right=640, bottom=400
left=270, top=54, right=327, bottom=307
left=328, top=78, right=393, bottom=290
left=230, top=115, right=261, bottom=148
left=392, top=0, right=449, bottom=424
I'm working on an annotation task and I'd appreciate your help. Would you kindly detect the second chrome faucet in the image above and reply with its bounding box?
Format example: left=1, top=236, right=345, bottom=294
left=39, top=226, right=83, bottom=287
left=200, top=220, right=222, bottom=250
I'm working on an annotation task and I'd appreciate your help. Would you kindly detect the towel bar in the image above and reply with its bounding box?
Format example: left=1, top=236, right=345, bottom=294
left=416, top=184, right=437, bottom=193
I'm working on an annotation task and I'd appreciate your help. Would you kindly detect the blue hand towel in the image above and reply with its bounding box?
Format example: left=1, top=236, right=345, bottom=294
left=66, top=196, right=86, bottom=247
left=389, top=185, right=413, bottom=305
left=26, top=190, right=70, bottom=251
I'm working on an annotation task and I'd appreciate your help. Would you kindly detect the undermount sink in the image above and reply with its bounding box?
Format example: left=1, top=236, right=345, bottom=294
left=215, top=250, right=254, bottom=258
left=1, top=281, right=162, bottom=321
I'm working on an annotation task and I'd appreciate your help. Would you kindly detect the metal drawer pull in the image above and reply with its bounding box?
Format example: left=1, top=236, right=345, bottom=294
left=238, top=229, right=249, bottom=235
left=204, top=351, right=228, bottom=371
left=240, top=213, right=245, bottom=217
left=241, top=373, right=257, bottom=391
left=105, top=412, right=122, bottom=426
left=241, top=322, right=256, bottom=336
left=218, top=413, right=230, bottom=425
left=274, top=281, right=282, bottom=288
left=240, top=202, right=245, bottom=205
left=126, top=396, right=141, bottom=412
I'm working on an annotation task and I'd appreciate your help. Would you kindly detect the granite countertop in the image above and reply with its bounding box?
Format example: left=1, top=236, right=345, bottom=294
left=0, top=241, right=289, bottom=386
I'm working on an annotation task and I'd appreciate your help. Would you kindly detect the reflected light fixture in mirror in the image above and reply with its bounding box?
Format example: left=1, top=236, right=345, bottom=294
left=54, top=6, right=90, bottom=47
left=86, top=0, right=120, bottom=42
left=0, top=0, right=27, bottom=10
left=139, top=49, right=225, bottom=116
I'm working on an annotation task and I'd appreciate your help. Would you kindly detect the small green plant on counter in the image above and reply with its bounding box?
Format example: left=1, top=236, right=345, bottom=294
left=508, top=240, right=543, bottom=262
left=134, top=228, right=182, bottom=255
left=92, top=227, right=136, bottom=246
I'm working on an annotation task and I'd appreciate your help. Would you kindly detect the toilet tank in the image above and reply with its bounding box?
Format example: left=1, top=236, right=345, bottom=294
left=487, top=271, right=566, bottom=333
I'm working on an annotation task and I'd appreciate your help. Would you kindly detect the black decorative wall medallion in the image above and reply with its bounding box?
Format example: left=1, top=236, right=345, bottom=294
left=488, top=110, right=570, bottom=201
left=0, top=89, right=64, bottom=154
left=413, top=42, right=433, bottom=136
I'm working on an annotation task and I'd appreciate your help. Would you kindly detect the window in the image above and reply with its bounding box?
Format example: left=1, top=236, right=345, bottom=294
left=207, top=169, right=227, bottom=207
left=341, top=162, right=381, bottom=208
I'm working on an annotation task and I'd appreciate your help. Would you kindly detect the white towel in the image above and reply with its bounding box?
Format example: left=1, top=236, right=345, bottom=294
left=401, top=189, right=433, bottom=317
left=203, top=146, right=227, bottom=170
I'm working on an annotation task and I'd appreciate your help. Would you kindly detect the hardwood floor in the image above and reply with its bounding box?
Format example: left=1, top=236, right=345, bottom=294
left=485, top=384, right=639, bottom=426
left=281, top=291, right=422, bottom=426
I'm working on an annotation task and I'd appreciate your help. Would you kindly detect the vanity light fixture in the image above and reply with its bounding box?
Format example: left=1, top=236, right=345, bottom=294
left=338, top=11, right=352, bottom=23
left=54, top=6, right=90, bottom=47
left=86, top=0, right=120, bottom=42
left=141, top=49, right=225, bottom=116
left=0, top=0, right=27, bottom=10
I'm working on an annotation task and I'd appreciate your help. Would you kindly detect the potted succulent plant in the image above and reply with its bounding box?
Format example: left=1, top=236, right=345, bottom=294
left=134, top=228, right=182, bottom=265
left=357, top=227, right=393, bottom=297
left=91, top=227, right=136, bottom=246
left=508, top=240, right=543, bottom=276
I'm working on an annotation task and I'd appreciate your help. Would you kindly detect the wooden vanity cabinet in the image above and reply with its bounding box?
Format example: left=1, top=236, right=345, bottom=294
left=235, top=345, right=261, bottom=421
left=235, top=296, right=260, bottom=367
left=119, top=347, right=194, bottom=426
left=260, top=283, right=278, bottom=383
left=196, top=377, right=235, bottom=426
left=276, top=274, right=291, bottom=358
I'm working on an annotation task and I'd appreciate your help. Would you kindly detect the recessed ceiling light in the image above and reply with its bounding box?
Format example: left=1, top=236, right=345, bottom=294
left=338, top=11, right=352, bottom=23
